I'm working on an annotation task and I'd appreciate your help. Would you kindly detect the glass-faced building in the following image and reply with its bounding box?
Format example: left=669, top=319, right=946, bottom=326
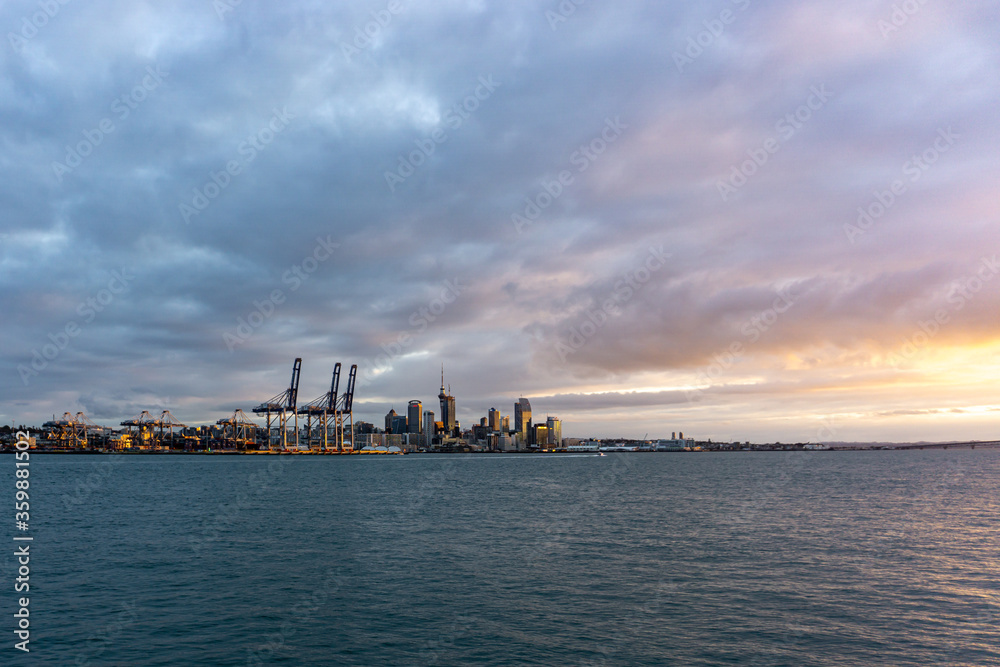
left=515, top=398, right=532, bottom=440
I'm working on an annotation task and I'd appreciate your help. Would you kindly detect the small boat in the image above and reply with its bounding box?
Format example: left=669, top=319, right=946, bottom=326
left=597, top=452, right=606, bottom=457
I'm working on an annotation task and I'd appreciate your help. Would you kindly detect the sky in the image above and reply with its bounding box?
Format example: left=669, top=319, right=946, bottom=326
left=1, top=0, right=998, bottom=443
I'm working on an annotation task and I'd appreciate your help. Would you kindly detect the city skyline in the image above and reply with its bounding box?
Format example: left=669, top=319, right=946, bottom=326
left=377, top=369, right=560, bottom=443
left=2, top=2, right=998, bottom=443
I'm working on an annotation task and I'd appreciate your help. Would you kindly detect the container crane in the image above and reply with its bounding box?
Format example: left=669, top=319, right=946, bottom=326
left=121, top=410, right=161, bottom=449
left=216, top=409, right=260, bottom=450
left=298, top=362, right=341, bottom=452
left=252, top=358, right=302, bottom=451
left=157, top=410, right=187, bottom=450
left=339, top=364, right=357, bottom=452
left=297, top=362, right=356, bottom=452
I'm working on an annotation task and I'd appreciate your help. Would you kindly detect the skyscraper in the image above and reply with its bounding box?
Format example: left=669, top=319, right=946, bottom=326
left=423, top=410, right=435, bottom=443
left=391, top=414, right=408, bottom=435
left=533, top=423, right=549, bottom=449
left=385, top=408, right=397, bottom=433
left=439, top=365, right=456, bottom=433
left=408, top=400, right=422, bottom=434
left=546, top=416, right=562, bottom=447
left=515, top=398, right=531, bottom=437
left=488, top=407, right=500, bottom=431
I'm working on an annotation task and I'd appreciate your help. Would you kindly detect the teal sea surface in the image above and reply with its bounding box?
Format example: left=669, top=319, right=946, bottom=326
left=6, top=450, right=1000, bottom=665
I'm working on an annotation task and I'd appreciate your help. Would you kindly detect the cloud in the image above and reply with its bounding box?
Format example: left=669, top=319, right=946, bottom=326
left=1, top=0, right=998, bottom=443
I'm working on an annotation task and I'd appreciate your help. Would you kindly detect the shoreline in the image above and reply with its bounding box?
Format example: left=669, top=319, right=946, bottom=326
left=3, top=442, right=998, bottom=455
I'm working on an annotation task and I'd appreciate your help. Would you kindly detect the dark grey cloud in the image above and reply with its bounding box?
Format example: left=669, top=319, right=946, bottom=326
left=2, top=0, right=998, bottom=442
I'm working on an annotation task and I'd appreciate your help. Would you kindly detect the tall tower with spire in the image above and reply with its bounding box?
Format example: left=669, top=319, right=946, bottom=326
left=438, top=364, right=456, bottom=434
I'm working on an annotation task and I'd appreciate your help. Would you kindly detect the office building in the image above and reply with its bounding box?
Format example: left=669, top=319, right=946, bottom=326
left=391, top=414, right=408, bottom=435
left=515, top=397, right=531, bottom=438
left=533, top=424, right=549, bottom=449
left=424, top=410, right=435, bottom=443
left=408, top=400, right=422, bottom=434
left=546, top=416, right=562, bottom=447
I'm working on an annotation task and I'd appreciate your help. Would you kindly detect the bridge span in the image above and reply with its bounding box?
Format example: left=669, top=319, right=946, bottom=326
left=893, top=440, right=1000, bottom=450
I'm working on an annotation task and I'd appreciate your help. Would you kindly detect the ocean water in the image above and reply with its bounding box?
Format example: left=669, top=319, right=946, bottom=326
left=5, top=450, right=1000, bottom=666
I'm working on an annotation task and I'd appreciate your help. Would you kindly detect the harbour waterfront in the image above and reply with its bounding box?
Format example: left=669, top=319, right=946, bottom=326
left=8, top=449, right=1000, bottom=665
